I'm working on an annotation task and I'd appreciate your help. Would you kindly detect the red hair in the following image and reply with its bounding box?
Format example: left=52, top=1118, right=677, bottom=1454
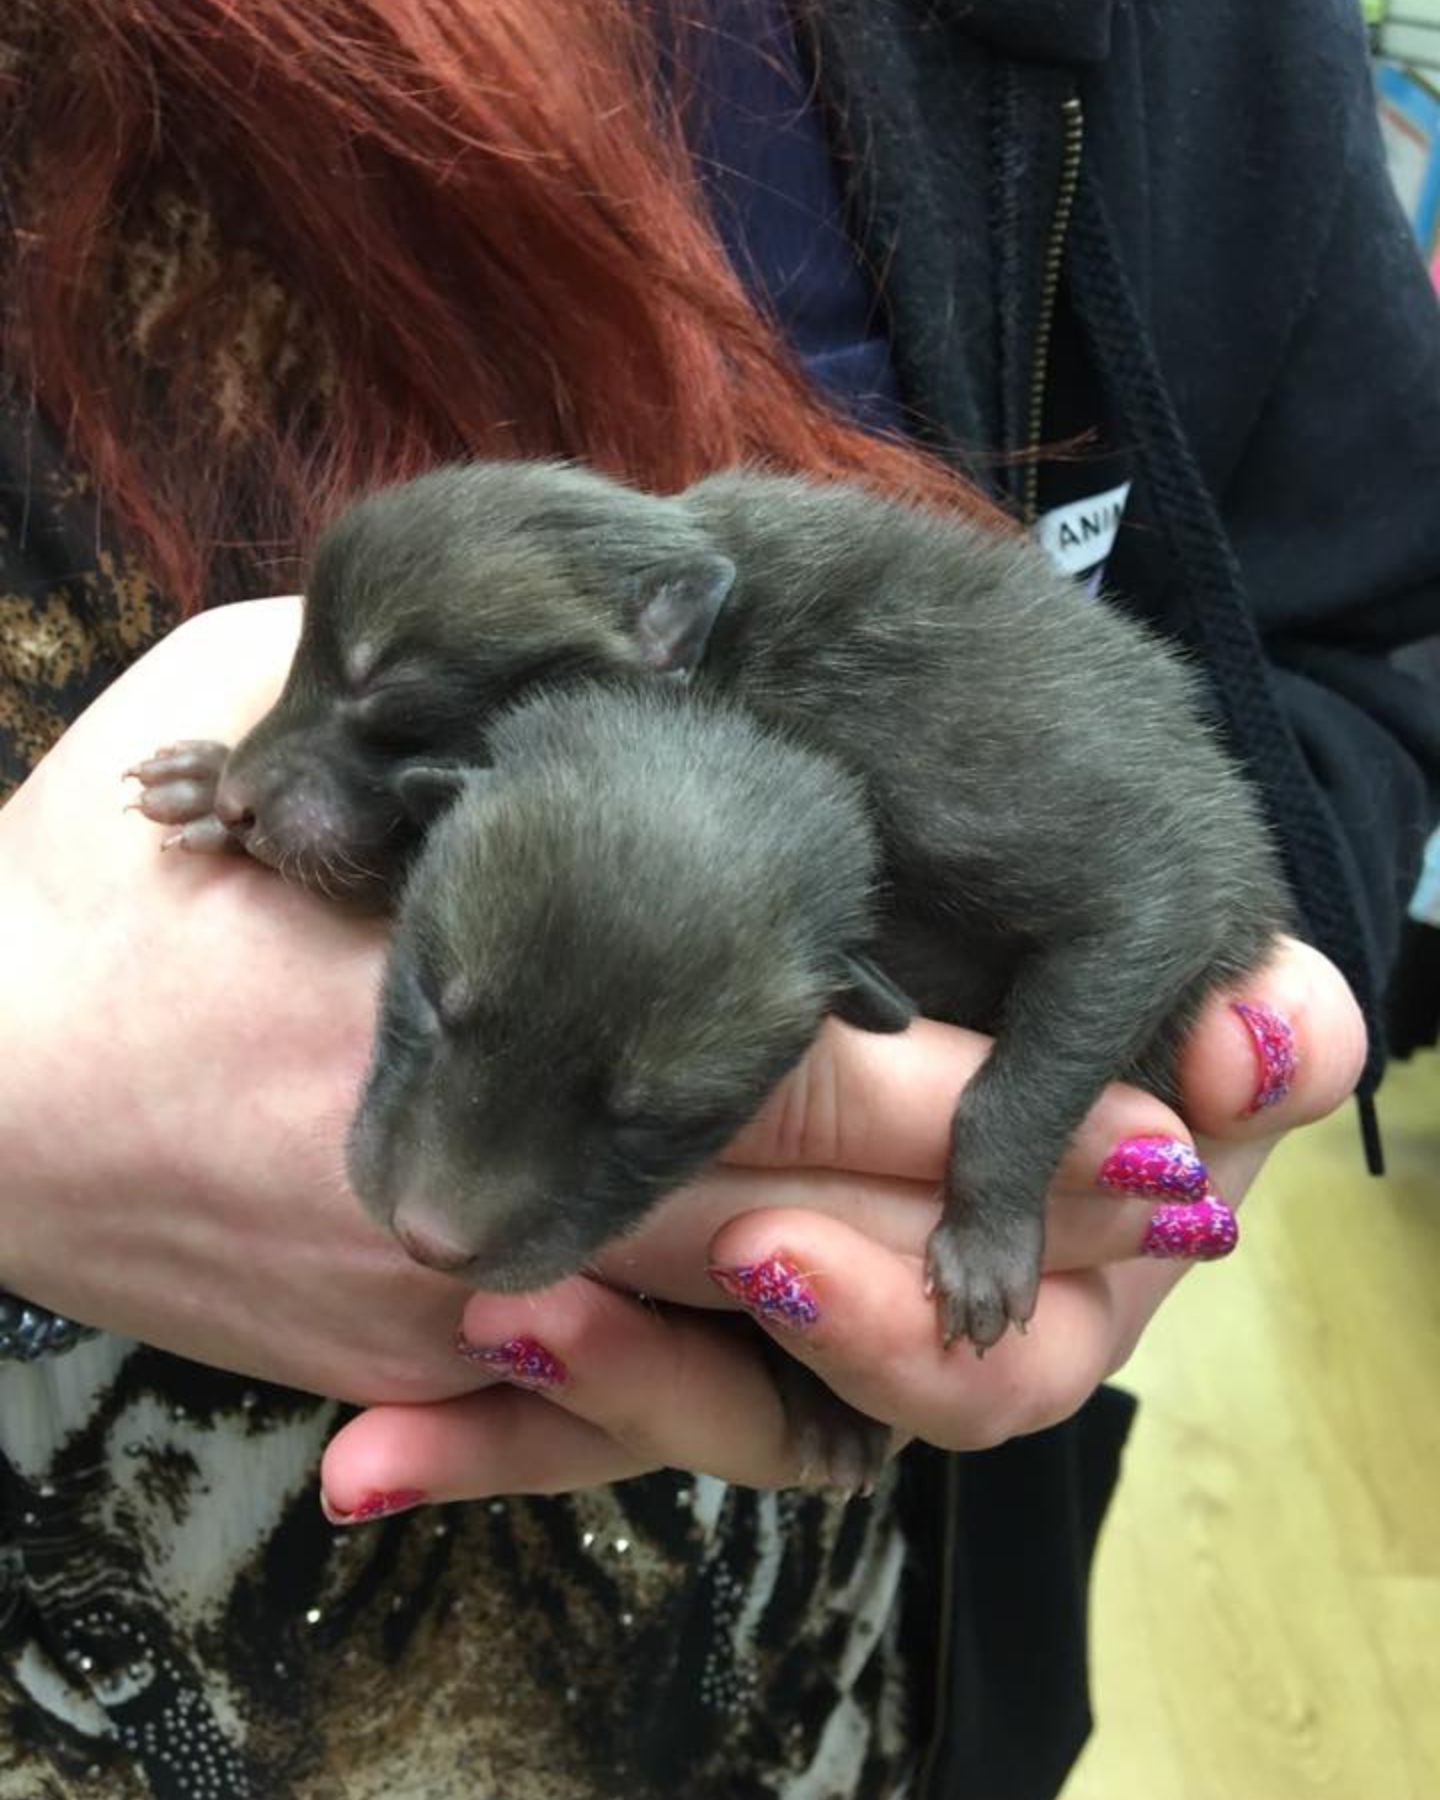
left=1, top=0, right=1008, bottom=612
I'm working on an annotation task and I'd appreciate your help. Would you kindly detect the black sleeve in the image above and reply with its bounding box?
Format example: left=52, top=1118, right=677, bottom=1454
left=1218, top=57, right=1440, bottom=984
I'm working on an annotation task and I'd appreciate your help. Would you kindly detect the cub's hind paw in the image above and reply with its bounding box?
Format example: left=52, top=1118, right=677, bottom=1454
left=924, top=1209, right=1043, bottom=1355
left=126, top=739, right=240, bottom=852
left=768, top=1355, right=891, bottom=1497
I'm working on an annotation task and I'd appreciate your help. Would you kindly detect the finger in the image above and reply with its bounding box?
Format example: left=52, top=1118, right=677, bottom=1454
left=321, top=1386, right=648, bottom=1517
left=706, top=1209, right=1125, bottom=1451
left=609, top=1107, right=1233, bottom=1307
left=1043, top=1185, right=1239, bottom=1268
left=605, top=1165, right=1232, bottom=1309
left=1175, top=936, right=1367, bottom=1142
left=714, top=1013, right=1226, bottom=1193
left=719, top=1016, right=986, bottom=1178
left=720, top=939, right=1363, bottom=1185
left=451, top=1276, right=815, bottom=1488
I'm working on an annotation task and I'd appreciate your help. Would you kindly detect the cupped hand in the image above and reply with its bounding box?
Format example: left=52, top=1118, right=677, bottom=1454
left=0, top=597, right=486, bottom=1403
left=322, top=935, right=1366, bottom=1513
left=0, top=594, right=1365, bottom=1502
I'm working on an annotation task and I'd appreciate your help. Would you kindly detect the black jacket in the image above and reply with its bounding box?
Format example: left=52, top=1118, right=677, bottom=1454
left=812, top=0, right=1440, bottom=1099
left=800, top=2, right=1440, bottom=1794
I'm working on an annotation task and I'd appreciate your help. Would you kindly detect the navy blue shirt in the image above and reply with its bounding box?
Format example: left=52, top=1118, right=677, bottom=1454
left=681, top=2, right=906, bottom=432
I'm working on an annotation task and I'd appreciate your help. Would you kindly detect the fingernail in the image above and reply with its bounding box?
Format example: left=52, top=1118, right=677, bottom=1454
left=322, top=1487, right=429, bottom=1526
left=707, top=1255, right=820, bottom=1327
left=1099, top=1134, right=1209, bottom=1199
left=455, top=1333, right=568, bottom=1390
left=1141, top=1196, right=1239, bottom=1261
left=1233, top=1001, right=1298, bottom=1114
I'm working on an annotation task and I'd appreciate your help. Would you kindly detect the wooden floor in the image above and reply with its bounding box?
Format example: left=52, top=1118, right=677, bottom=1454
left=1062, top=1052, right=1440, bottom=1800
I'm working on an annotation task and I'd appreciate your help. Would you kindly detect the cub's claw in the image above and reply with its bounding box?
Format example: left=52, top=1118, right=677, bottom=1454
left=161, top=817, right=243, bottom=854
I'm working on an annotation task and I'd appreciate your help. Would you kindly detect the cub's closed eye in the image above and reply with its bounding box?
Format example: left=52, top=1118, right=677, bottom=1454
left=608, top=1114, right=686, bottom=1165
left=608, top=1120, right=661, bottom=1169
left=609, top=1107, right=745, bottom=1174
left=349, top=690, right=435, bottom=754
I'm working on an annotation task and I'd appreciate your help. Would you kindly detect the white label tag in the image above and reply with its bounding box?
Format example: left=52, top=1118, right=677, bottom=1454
left=1036, top=481, right=1131, bottom=581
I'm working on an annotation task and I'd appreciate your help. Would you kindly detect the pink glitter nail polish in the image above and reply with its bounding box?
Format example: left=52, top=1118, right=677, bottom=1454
left=1141, top=1196, right=1239, bottom=1261
left=455, top=1333, right=568, bottom=1389
left=324, top=1487, right=429, bottom=1526
left=1233, top=1001, right=1298, bottom=1114
left=1098, top=1135, right=1209, bottom=1199
left=707, top=1255, right=820, bottom=1327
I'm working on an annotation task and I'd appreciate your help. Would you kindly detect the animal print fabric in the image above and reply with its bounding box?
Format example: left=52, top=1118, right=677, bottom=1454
left=0, top=1343, right=914, bottom=1800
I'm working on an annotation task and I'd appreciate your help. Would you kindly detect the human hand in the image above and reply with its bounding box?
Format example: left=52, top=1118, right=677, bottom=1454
left=0, top=597, right=494, bottom=1403
left=321, top=935, right=1365, bottom=1514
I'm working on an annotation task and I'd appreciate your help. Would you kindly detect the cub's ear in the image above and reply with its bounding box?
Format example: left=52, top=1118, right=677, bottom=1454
left=629, top=553, right=736, bottom=678
left=830, top=956, right=916, bottom=1034
left=392, top=763, right=477, bottom=827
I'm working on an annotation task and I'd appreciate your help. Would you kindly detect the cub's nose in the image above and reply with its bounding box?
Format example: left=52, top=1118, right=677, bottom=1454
left=395, top=1217, right=475, bottom=1275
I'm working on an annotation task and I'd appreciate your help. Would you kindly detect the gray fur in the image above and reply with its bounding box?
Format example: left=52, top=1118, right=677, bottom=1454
left=135, top=459, right=1290, bottom=1346
left=346, top=681, right=898, bottom=1290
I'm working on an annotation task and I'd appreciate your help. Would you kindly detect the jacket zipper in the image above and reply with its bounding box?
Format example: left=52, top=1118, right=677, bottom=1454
left=1021, top=93, right=1085, bottom=526
left=916, top=92, right=1086, bottom=1800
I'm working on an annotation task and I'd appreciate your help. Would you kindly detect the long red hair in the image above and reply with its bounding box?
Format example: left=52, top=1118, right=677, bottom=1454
left=1, top=0, right=1007, bottom=612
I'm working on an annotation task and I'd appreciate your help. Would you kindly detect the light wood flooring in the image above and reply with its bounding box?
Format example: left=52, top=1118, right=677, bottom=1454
left=1062, top=1052, right=1440, bottom=1800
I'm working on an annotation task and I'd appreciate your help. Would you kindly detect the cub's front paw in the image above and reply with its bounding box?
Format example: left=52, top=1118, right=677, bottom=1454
left=126, top=740, right=240, bottom=853
left=924, top=1205, right=1044, bottom=1354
